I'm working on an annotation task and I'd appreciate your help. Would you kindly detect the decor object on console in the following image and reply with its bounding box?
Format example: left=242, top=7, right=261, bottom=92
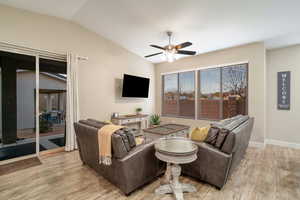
left=112, top=112, right=119, bottom=118
left=154, top=137, right=198, bottom=200
left=149, top=114, right=161, bottom=126
left=135, top=108, right=142, bottom=115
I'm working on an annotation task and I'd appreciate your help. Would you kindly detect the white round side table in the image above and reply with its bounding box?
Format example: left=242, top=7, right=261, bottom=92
left=154, top=137, right=198, bottom=200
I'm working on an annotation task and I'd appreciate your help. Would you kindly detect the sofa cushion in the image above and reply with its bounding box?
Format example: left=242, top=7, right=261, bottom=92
left=204, top=126, right=220, bottom=146
left=220, top=116, right=250, bottom=154
left=79, top=120, right=137, bottom=159
left=111, top=134, right=129, bottom=159
left=223, top=115, right=249, bottom=131
left=215, top=128, right=230, bottom=149
left=123, top=128, right=136, bottom=148
left=79, top=120, right=107, bottom=129
left=211, top=115, right=242, bottom=129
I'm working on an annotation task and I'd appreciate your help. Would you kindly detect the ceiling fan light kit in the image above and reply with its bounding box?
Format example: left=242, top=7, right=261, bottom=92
left=145, top=31, right=196, bottom=62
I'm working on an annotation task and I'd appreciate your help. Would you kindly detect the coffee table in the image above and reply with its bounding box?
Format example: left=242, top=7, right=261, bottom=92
left=154, top=137, right=198, bottom=200
left=143, top=124, right=189, bottom=140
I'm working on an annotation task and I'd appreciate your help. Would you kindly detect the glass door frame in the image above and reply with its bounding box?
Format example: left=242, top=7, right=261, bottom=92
left=0, top=42, right=67, bottom=161
left=35, top=55, right=40, bottom=156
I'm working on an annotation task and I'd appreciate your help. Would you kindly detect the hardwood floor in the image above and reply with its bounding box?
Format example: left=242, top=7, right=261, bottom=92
left=0, top=145, right=299, bottom=200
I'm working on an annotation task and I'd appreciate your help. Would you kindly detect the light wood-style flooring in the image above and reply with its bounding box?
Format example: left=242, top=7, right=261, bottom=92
left=0, top=145, right=299, bottom=200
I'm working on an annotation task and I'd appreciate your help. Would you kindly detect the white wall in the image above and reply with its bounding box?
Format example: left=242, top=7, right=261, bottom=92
left=266, top=45, right=300, bottom=144
left=155, top=42, right=266, bottom=143
left=17, top=72, right=66, bottom=129
left=0, top=5, right=155, bottom=122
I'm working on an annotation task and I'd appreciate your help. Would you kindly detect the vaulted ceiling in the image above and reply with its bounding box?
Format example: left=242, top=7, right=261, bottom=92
left=1, top=0, right=300, bottom=63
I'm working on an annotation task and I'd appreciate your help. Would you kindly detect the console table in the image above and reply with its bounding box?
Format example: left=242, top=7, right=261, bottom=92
left=154, top=137, right=198, bottom=200
left=111, top=114, right=148, bottom=136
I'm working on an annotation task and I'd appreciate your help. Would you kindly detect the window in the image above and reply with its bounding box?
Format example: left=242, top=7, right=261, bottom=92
left=199, top=68, right=221, bottom=120
left=179, top=71, right=195, bottom=118
left=162, top=63, right=248, bottom=120
left=162, top=73, right=179, bottom=116
left=162, top=71, right=195, bottom=118
left=222, top=64, right=248, bottom=119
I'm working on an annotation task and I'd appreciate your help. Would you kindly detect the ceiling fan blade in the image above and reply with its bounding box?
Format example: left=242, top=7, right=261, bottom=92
left=175, top=42, right=192, bottom=49
left=145, top=52, right=163, bottom=58
left=176, top=50, right=196, bottom=55
left=150, top=45, right=166, bottom=50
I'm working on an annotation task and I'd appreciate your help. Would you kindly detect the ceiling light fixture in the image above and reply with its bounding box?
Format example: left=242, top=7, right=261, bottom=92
left=145, top=31, right=196, bottom=62
left=164, top=32, right=176, bottom=62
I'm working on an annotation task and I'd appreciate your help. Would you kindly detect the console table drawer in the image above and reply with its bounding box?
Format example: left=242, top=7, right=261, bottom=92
left=121, top=119, right=137, bottom=124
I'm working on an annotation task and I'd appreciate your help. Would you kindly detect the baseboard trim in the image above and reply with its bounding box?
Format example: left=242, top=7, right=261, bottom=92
left=249, top=141, right=265, bottom=148
left=265, top=139, right=300, bottom=149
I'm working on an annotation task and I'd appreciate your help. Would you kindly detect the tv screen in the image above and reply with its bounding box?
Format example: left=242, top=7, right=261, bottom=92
left=122, top=74, right=150, bottom=98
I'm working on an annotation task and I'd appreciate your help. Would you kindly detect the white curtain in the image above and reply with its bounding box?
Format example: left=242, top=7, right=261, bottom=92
left=65, top=53, right=80, bottom=151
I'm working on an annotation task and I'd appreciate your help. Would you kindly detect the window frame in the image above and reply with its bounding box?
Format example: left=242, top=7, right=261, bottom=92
left=197, top=68, right=223, bottom=121
left=161, top=63, right=249, bottom=121
left=162, top=71, right=196, bottom=119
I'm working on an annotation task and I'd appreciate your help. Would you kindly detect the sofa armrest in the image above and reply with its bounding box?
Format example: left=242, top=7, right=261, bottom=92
left=119, top=141, right=155, bottom=161
left=116, top=141, right=162, bottom=194
left=182, top=142, right=232, bottom=189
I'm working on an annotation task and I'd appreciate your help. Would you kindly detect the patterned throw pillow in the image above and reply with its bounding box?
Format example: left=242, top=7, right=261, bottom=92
left=204, top=126, right=220, bottom=146
left=190, top=126, right=210, bottom=142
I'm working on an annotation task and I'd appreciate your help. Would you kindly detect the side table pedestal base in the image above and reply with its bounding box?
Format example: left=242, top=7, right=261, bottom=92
left=155, top=163, right=196, bottom=200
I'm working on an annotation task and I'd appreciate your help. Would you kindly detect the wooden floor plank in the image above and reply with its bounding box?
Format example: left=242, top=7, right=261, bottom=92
left=0, top=145, right=299, bottom=200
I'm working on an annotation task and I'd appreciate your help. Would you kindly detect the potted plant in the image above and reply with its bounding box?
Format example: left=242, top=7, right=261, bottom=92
left=150, top=114, right=161, bottom=127
left=136, top=108, right=142, bottom=115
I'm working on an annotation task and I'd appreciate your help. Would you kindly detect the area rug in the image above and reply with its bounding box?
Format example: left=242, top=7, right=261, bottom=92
left=0, top=157, right=42, bottom=176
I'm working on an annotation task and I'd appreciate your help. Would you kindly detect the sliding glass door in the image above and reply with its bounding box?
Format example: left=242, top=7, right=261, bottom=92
left=38, top=58, right=67, bottom=152
left=0, top=52, right=37, bottom=161
left=0, top=51, right=67, bottom=162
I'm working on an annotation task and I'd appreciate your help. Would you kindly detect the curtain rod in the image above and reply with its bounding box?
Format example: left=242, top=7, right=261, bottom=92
left=0, top=42, right=90, bottom=62
left=77, top=56, right=88, bottom=61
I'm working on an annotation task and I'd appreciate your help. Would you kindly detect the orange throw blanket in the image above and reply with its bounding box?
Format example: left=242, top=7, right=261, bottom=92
left=98, top=124, right=124, bottom=165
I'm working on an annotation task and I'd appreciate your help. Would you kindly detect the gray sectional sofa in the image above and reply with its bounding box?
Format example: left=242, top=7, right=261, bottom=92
left=74, top=119, right=164, bottom=195
left=182, top=115, right=254, bottom=188
left=74, top=115, right=254, bottom=194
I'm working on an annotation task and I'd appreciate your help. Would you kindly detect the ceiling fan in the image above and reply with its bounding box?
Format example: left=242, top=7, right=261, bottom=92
left=145, top=31, right=196, bottom=62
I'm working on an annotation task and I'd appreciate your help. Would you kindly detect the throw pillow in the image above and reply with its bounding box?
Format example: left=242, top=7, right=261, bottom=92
left=135, top=137, right=144, bottom=146
left=115, top=130, right=131, bottom=152
left=204, top=126, right=220, bottom=146
left=215, top=128, right=230, bottom=149
left=190, top=126, right=210, bottom=142
left=125, top=131, right=136, bottom=148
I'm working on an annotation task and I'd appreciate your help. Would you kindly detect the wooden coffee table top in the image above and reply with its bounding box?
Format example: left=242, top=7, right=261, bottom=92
left=143, top=124, right=189, bottom=135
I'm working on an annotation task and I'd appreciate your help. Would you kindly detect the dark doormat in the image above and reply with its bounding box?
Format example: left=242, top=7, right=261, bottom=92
left=0, top=157, right=42, bottom=176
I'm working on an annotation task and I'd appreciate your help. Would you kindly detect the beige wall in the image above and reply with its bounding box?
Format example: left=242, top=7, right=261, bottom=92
left=266, top=45, right=300, bottom=144
left=0, top=5, right=155, bottom=121
left=155, top=42, right=266, bottom=143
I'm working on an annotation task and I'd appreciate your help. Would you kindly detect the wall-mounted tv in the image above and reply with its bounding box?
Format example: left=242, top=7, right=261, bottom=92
left=122, top=74, right=150, bottom=98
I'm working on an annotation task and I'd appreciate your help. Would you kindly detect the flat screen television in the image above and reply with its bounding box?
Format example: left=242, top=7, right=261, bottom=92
left=122, top=74, right=150, bottom=98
